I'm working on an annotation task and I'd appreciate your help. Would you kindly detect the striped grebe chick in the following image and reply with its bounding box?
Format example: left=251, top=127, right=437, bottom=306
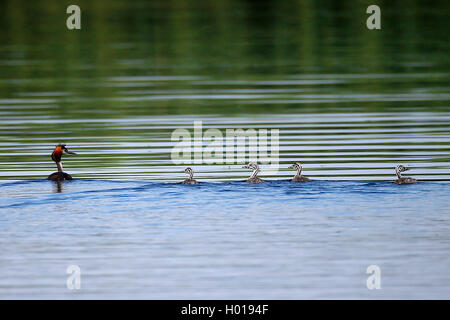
left=289, top=162, right=311, bottom=182
left=242, top=162, right=264, bottom=183
left=182, top=167, right=198, bottom=184
left=47, top=144, right=76, bottom=181
left=394, top=165, right=417, bottom=184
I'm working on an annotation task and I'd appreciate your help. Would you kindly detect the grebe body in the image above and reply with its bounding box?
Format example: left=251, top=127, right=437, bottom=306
left=394, top=165, right=417, bottom=184
left=289, top=162, right=311, bottom=182
left=48, top=172, right=73, bottom=181
left=47, top=144, right=76, bottom=181
left=292, top=175, right=311, bottom=182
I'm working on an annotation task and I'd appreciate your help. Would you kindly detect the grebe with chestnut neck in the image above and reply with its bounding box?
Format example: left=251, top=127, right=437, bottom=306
left=47, top=144, right=76, bottom=181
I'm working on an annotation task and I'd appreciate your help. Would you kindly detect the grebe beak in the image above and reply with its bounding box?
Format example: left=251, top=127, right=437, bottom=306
left=288, top=165, right=294, bottom=169
left=63, top=149, right=76, bottom=155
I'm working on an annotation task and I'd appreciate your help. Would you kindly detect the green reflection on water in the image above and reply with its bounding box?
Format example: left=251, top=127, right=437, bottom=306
left=1, top=0, right=449, bottom=114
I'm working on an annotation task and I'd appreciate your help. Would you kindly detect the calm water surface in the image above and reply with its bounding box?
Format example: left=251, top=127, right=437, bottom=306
left=1, top=179, right=449, bottom=299
left=0, top=0, right=449, bottom=299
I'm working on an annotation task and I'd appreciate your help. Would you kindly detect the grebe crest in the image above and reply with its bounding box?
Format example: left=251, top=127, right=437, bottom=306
left=394, top=165, right=417, bottom=184
left=288, top=162, right=311, bottom=182
left=182, top=167, right=198, bottom=184
left=242, top=162, right=264, bottom=183
left=47, top=144, right=77, bottom=181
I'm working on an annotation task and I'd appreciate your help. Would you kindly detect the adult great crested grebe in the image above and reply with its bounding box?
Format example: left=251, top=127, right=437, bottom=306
left=47, top=144, right=76, bottom=181
left=242, top=162, right=264, bottom=183
left=289, top=162, right=311, bottom=182
left=394, top=165, right=417, bottom=184
left=182, top=167, right=198, bottom=184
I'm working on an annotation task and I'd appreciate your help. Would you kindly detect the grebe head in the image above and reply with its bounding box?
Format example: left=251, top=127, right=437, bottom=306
left=289, top=162, right=302, bottom=171
left=51, top=144, right=76, bottom=163
left=396, top=165, right=409, bottom=178
left=61, top=144, right=76, bottom=155
left=242, top=162, right=259, bottom=171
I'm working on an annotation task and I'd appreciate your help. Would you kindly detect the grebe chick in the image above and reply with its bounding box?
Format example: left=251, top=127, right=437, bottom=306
left=289, top=162, right=311, bottom=182
left=394, top=165, right=417, bottom=184
left=182, top=167, right=198, bottom=184
left=242, top=162, right=264, bottom=183
left=47, top=144, right=77, bottom=181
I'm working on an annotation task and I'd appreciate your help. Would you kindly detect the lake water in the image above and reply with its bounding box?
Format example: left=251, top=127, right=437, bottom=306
left=1, top=179, right=450, bottom=299
left=0, top=0, right=449, bottom=299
